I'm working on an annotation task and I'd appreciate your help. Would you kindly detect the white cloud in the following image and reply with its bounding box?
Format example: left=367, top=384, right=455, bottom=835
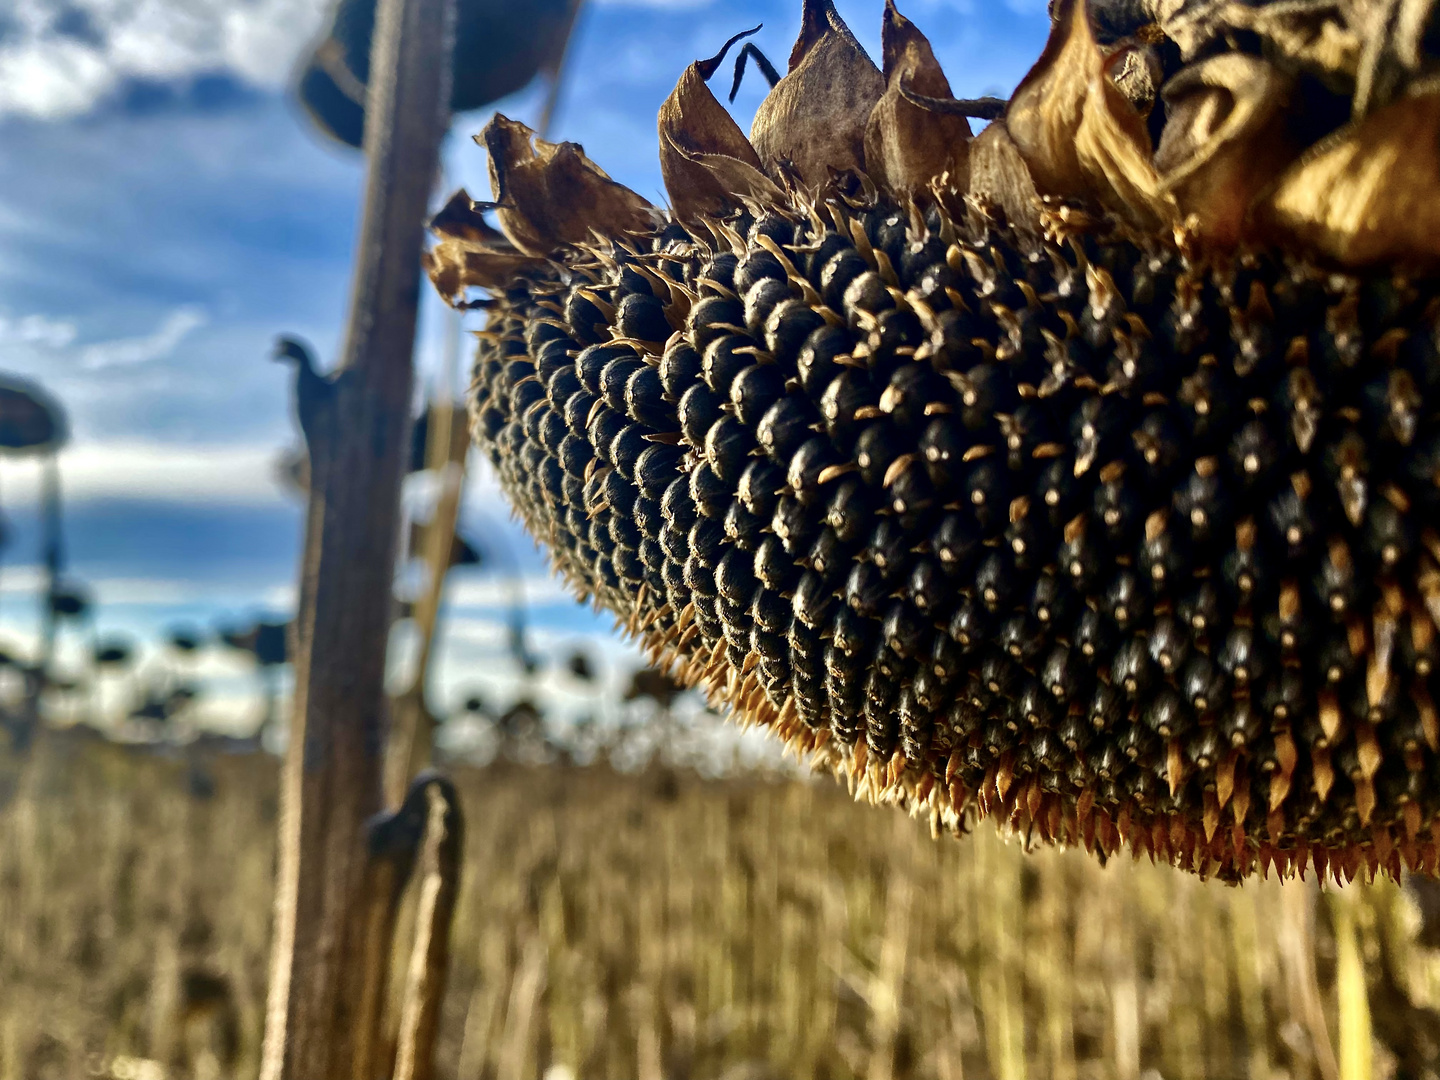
left=80, top=305, right=207, bottom=370
left=0, top=440, right=286, bottom=504
left=0, top=0, right=329, bottom=120
left=61, top=440, right=284, bottom=502
left=0, top=311, right=77, bottom=348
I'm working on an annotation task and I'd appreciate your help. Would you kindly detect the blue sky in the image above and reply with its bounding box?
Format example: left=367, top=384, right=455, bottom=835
left=0, top=0, right=1053, bottom=735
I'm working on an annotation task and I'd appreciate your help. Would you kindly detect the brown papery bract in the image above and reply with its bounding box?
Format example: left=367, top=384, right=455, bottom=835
left=659, top=28, right=784, bottom=223
left=966, top=120, right=1044, bottom=239
left=1254, top=78, right=1440, bottom=268
left=480, top=114, right=654, bottom=257
left=1155, top=54, right=1300, bottom=251
left=862, top=1, right=973, bottom=202
left=1006, top=0, right=1174, bottom=230
left=750, top=0, right=884, bottom=189
left=424, top=188, right=548, bottom=306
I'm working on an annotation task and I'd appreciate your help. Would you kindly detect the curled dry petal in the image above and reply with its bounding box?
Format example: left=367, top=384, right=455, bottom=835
left=425, top=188, right=549, bottom=305
left=967, top=120, right=1044, bottom=239
left=863, top=0, right=973, bottom=200
left=1253, top=79, right=1440, bottom=268
left=750, top=0, right=885, bottom=188
left=481, top=114, right=654, bottom=257
left=1006, top=0, right=1174, bottom=229
left=1155, top=54, right=1300, bottom=250
left=659, top=28, right=784, bottom=222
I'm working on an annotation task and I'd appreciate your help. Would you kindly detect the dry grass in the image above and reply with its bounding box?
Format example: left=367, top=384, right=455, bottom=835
left=1, top=727, right=1438, bottom=1080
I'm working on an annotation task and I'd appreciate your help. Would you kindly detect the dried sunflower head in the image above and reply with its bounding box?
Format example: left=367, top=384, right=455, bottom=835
left=429, top=0, right=1440, bottom=883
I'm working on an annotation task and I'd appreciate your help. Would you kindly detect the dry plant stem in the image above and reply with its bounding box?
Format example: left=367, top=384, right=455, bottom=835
left=392, top=777, right=465, bottom=1080
left=386, top=398, right=468, bottom=807
left=354, top=856, right=409, bottom=1080
left=258, top=0, right=453, bottom=1072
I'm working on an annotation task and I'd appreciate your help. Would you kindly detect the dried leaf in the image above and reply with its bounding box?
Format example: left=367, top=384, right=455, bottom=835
left=967, top=120, right=1044, bottom=239
left=429, top=187, right=508, bottom=244
left=426, top=188, right=547, bottom=303
left=481, top=114, right=654, bottom=256
left=750, top=0, right=885, bottom=189
left=425, top=190, right=549, bottom=305
left=659, top=28, right=784, bottom=221
left=1156, top=54, right=1300, bottom=249
left=1156, top=0, right=1366, bottom=89
left=1254, top=78, right=1440, bottom=268
left=1006, top=0, right=1175, bottom=228
left=425, top=243, right=543, bottom=305
left=862, top=1, right=973, bottom=200
left=1147, top=0, right=1281, bottom=59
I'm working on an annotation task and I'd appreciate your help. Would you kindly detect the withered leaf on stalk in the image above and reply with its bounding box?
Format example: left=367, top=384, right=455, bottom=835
left=659, top=27, right=785, bottom=222
left=1253, top=79, right=1440, bottom=268
left=966, top=119, right=1044, bottom=239
left=425, top=188, right=549, bottom=305
left=1006, top=0, right=1174, bottom=228
left=481, top=114, right=654, bottom=257
left=862, top=1, right=973, bottom=200
left=1155, top=54, right=1300, bottom=250
left=750, top=0, right=885, bottom=188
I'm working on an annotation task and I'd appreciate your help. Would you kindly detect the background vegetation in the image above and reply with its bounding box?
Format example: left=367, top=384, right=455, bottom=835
left=3, top=728, right=1438, bottom=1080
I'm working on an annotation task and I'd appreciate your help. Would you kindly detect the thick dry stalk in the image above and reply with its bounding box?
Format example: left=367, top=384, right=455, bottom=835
left=258, top=0, right=453, bottom=1072
left=386, top=398, right=469, bottom=806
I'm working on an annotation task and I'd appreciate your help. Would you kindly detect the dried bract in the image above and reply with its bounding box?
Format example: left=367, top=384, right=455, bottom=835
left=967, top=121, right=1044, bottom=237
left=1155, top=54, right=1299, bottom=250
left=1107, top=39, right=1164, bottom=116
left=862, top=0, right=973, bottom=200
left=1256, top=78, right=1440, bottom=267
left=659, top=29, right=784, bottom=222
left=750, top=0, right=885, bottom=187
left=481, top=114, right=654, bottom=256
left=1006, top=0, right=1174, bottom=229
left=424, top=189, right=548, bottom=305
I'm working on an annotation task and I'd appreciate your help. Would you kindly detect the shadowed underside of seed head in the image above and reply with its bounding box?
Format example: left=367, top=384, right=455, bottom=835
left=428, top=0, right=1440, bottom=883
